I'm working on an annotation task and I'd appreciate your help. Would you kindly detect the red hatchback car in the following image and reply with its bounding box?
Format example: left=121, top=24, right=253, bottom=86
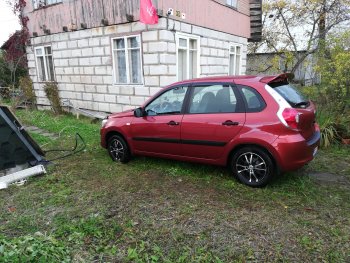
left=101, top=74, right=320, bottom=187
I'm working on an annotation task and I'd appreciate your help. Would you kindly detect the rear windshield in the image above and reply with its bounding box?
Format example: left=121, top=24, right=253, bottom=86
left=270, top=82, right=309, bottom=108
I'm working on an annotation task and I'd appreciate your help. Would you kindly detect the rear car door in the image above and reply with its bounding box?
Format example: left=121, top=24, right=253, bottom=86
left=131, top=86, right=188, bottom=156
left=181, top=83, right=246, bottom=160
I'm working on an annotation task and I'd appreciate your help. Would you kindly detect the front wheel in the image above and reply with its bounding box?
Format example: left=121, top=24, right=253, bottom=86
left=107, top=135, right=130, bottom=163
left=230, top=147, right=275, bottom=187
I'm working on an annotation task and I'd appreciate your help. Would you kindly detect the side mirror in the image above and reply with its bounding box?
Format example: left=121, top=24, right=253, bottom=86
left=134, top=107, right=144, bottom=117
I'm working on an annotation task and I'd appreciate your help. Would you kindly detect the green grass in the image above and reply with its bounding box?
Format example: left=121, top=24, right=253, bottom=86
left=0, top=109, right=349, bottom=262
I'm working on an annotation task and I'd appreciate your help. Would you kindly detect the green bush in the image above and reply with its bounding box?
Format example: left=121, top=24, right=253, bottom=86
left=44, top=82, right=63, bottom=115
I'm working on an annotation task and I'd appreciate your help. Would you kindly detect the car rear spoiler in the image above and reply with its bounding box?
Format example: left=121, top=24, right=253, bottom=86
left=259, top=73, right=295, bottom=84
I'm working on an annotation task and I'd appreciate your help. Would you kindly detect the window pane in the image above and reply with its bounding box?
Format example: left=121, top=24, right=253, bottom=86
left=114, top=50, right=127, bottom=83
left=128, top=37, right=140, bottom=48
left=189, top=85, right=237, bottom=113
left=35, top=48, right=43, bottom=56
left=114, top=39, right=125, bottom=49
left=129, top=49, right=142, bottom=84
left=230, top=46, right=235, bottom=53
left=178, top=49, right=187, bottom=81
left=145, top=87, right=188, bottom=115
left=189, top=39, right=197, bottom=50
left=179, top=38, right=187, bottom=48
left=229, top=54, right=235, bottom=75
left=189, top=50, right=197, bottom=79
left=241, top=86, right=265, bottom=112
left=235, top=54, right=241, bottom=75
left=236, top=46, right=241, bottom=54
left=37, top=56, right=45, bottom=81
left=45, top=46, right=52, bottom=55
left=46, top=55, right=55, bottom=81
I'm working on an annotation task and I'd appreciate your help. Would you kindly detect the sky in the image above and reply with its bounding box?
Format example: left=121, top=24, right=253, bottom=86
left=0, top=1, right=21, bottom=46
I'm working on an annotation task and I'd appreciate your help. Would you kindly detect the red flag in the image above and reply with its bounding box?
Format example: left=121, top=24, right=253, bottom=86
left=140, top=0, right=158, bottom=25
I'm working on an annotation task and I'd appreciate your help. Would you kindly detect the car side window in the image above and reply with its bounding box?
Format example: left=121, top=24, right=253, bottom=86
left=189, top=84, right=239, bottom=114
left=145, top=86, right=188, bottom=116
left=238, top=85, right=266, bottom=113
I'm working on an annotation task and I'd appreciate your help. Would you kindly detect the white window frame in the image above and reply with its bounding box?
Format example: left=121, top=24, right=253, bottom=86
left=34, top=45, right=55, bottom=82
left=228, top=44, right=243, bottom=75
left=111, top=35, right=143, bottom=85
left=176, top=33, right=201, bottom=81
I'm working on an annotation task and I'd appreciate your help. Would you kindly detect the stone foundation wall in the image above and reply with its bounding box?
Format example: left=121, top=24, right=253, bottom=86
left=27, top=18, right=247, bottom=113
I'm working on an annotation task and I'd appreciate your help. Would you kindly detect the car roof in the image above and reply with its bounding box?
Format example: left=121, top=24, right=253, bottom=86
left=170, top=73, right=292, bottom=87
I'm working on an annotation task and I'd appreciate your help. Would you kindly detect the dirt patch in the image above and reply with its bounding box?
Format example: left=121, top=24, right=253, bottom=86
left=308, top=173, right=350, bottom=186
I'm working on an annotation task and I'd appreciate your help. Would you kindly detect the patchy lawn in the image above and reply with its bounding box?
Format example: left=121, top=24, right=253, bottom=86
left=1, top=109, right=349, bottom=262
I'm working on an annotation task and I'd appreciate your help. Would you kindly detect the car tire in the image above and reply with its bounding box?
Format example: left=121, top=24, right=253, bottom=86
left=231, top=146, right=275, bottom=187
left=107, top=135, right=130, bottom=163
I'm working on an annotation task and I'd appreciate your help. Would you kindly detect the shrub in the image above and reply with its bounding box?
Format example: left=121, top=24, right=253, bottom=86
left=19, top=76, right=36, bottom=108
left=44, top=82, right=63, bottom=115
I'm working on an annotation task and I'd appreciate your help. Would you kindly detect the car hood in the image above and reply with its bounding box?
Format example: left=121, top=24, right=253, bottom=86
left=109, top=109, right=134, bottom=119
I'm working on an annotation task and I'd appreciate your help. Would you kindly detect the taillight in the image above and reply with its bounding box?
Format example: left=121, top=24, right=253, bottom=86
left=282, top=108, right=300, bottom=129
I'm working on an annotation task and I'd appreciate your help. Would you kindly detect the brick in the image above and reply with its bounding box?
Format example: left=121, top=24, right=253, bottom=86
left=143, top=43, right=148, bottom=53
left=81, top=75, right=92, bottom=84
left=116, top=24, right=131, bottom=34
left=71, top=76, right=81, bottom=83
left=104, top=47, right=111, bottom=56
left=68, top=58, right=79, bottom=66
left=61, top=50, right=72, bottom=58
left=131, top=96, right=145, bottom=106
left=98, top=103, right=110, bottom=113
left=78, top=39, right=89, bottom=48
left=108, top=86, right=120, bottom=94
left=66, top=83, right=74, bottom=91
left=91, top=27, right=103, bottom=36
left=92, top=47, right=104, bottom=56
left=67, top=40, right=78, bottom=49
left=89, top=57, right=101, bottom=65
left=168, top=65, right=177, bottom=75
left=63, top=67, right=74, bottom=74
left=84, top=67, right=94, bottom=75
left=160, top=54, right=176, bottom=64
left=150, top=87, right=162, bottom=95
left=120, top=86, right=134, bottom=95
left=95, top=66, right=107, bottom=75
left=117, top=95, right=130, bottom=104
left=57, top=42, right=67, bottom=50
left=144, top=76, right=159, bottom=86
left=148, top=42, right=167, bottom=53
left=93, top=76, right=104, bottom=84
left=69, top=31, right=80, bottom=39
left=159, top=30, right=175, bottom=42
left=79, top=29, right=92, bottom=39
left=85, top=85, right=96, bottom=93
left=60, top=59, right=69, bottom=67
left=75, top=84, right=85, bottom=92
left=71, top=49, right=81, bottom=57
left=143, top=53, right=159, bottom=65
left=105, top=94, right=116, bottom=103
left=100, top=37, right=110, bottom=46
left=132, top=22, right=147, bottom=32
left=110, top=104, right=123, bottom=113
left=160, top=76, right=177, bottom=86
left=167, top=43, right=176, bottom=53
left=93, top=93, right=105, bottom=102
left=149, top=65, right=168, bottom=75
left=83, top=93, right=93, bottom=101
left=75, top=92, right=83, bottom=100
left=142, top=31, right=158, bottom=42
left=135, top=86, right=150, bottom=96
left=180, top=23, right=192, bottom=34
left=122, top=105, right=134, bottom=111
left=81, top=48, right=93, bottom=57
left=28, top=61, right=36, bottom=68
left=103, top=76, right=113, bottom=85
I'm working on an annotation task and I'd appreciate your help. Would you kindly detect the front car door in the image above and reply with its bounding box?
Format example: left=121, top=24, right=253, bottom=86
left=131, top=86, right=189, bottom=156
left=181, top=83, right=246, bottom=160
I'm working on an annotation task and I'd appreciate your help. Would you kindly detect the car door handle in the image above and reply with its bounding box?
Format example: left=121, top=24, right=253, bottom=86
left=222, top=120, right=239, bottom=126
left=167, top=121, right=180, bottom=126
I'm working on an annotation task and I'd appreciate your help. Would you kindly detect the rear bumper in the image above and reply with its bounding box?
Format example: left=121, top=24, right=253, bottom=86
left=273, top=129, right=320, bottom=172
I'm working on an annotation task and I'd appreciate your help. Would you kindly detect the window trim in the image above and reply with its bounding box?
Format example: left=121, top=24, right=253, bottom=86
left=228, top=43, right=243, bottom=76
left=111, top=34, right=144, bottom=85
left=176, top=33, right=201, bottom=81
left=34, top=45, right=55, bottom=82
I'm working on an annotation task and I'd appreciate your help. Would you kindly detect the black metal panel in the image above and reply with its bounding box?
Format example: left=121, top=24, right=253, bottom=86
left=0, top=106, right=45, bottom=171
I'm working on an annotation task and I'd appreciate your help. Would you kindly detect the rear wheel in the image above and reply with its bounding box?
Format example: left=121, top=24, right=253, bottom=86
left=107, top=135, right=130, bottom=163
left=231, top=147, right=275, bottom=187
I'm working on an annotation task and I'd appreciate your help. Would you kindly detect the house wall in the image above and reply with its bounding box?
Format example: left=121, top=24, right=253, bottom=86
left=27, top=18, right=247, bottom=113
left=23, top=0, right=251, bottom=39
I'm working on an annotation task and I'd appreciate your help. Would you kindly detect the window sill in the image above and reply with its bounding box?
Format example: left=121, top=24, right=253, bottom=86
left=113, top=83, right=144, bottom=86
